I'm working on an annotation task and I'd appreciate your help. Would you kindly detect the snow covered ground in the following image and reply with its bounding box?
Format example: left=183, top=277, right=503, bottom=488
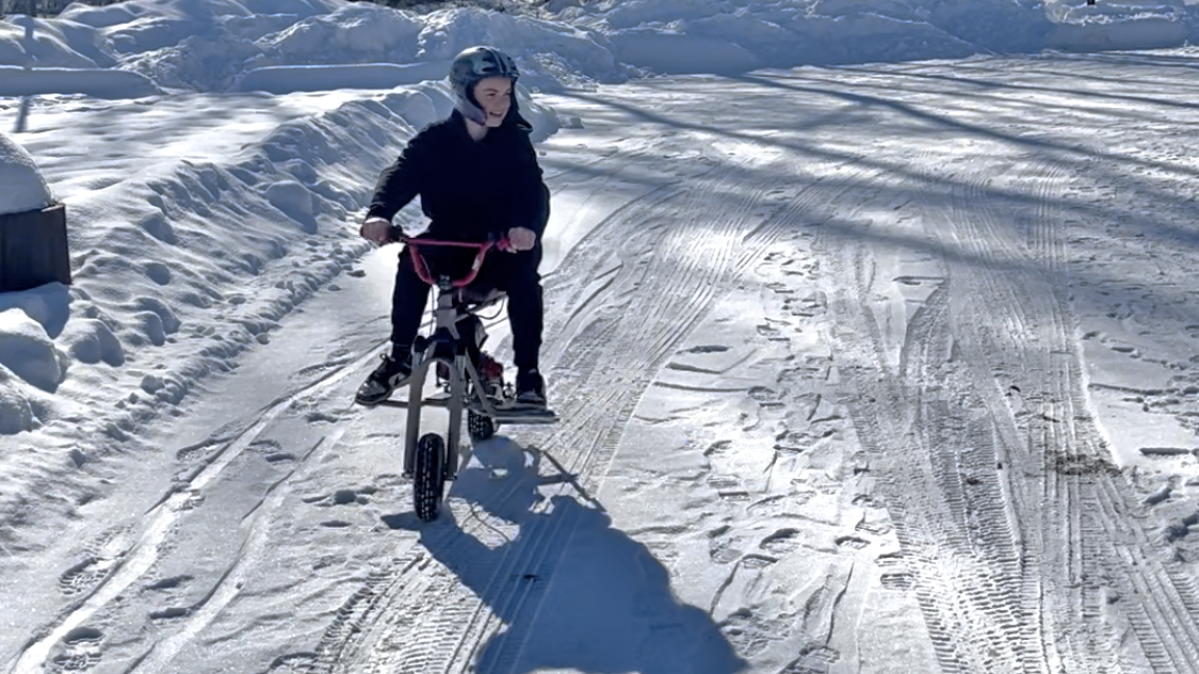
left=5, top=0, right=1199, bottom=672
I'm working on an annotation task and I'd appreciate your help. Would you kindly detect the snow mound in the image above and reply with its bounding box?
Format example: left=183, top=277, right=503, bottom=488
left=0, top=16, right=111, bottom=69
left=0, top=132, right=52, bottom=216
left=1, top=0, right=629, bottom=94
left=412, top=7, right=625, bottom=92
left=253, top=3, right=424, bottom=64
left=59, top=318, right=124, bottom=367
left=238, top=4, right=625, bottom=94
left=0, top=308, right=66, bottom=393
left=0, top=364, right=37, bottom=435
left=119, top=31, right=264, bottom=92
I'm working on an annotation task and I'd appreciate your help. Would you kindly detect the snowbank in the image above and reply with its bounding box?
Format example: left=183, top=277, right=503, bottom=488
left=3, top=0, right=1199, bottom=96
left=0, top=74, right=557, bottom=437
left=0, top=65, right=160, bottom=97
left=0, top=308, right=65, bottom=393
left=0, top=363, right=37, bottom=434
left=0, top=1, right=628, bottom=95
left=564, top=0, right=1199, bottom=71
left=0, top=284, right=69, bottom=433
left=0, top=131, right=52, bottom=215
left=233, top=62, right=450, bottom=95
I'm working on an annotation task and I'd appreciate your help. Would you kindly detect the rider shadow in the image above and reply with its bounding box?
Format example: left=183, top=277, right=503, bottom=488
left=384, top=438, right=747, bottom=674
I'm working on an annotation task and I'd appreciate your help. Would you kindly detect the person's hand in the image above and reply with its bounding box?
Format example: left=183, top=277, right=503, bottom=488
left=360, top=217, right=393, bottom=244
left=507, top=227, right=537, bottom=252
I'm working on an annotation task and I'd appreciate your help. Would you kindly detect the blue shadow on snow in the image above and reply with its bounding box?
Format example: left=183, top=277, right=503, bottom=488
left=384, top=438, right=747, bottom=674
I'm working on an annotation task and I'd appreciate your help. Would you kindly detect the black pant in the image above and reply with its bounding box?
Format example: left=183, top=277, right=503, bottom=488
left=391, top=244, right=544, bottom=372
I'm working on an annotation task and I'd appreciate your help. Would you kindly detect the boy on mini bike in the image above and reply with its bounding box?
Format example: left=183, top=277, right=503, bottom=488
left=356, top=46, right=550, bottom=409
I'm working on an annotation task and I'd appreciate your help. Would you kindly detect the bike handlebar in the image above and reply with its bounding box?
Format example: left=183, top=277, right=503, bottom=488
left=400, top=236, right=511, bottom=288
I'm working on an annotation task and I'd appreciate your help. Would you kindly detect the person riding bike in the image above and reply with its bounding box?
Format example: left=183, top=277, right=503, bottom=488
left=356, top=46, right=550, bottom=408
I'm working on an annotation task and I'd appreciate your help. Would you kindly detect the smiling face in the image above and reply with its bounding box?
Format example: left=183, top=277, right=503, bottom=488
left=473, top=76, right=513, bottom=128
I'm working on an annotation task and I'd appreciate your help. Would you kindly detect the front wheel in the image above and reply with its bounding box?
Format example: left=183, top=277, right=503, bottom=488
left=468, top=410, right=497, bottom=443
left=413, top=433, right=447, bottom=521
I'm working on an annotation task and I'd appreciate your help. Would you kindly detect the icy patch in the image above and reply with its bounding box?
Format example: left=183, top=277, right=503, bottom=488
left=0, top=132, right=53, bottom=215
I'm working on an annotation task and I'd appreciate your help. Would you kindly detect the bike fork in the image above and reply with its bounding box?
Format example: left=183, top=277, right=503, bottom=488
left=403, top=355, right=431, bottom=478
left=444, top=354, right=468, bottom=482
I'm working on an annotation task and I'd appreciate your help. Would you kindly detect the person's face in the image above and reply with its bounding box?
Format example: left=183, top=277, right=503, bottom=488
left=473, top=76, right=513, bottom=127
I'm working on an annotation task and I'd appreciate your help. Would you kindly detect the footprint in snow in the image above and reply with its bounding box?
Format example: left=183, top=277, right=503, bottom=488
left=304, top=486, right=376, bottom=508
left=63, top=627, right=103, bottom=645
left=760, top=528, right=803, bottom=555
left=682, top=344, right=731, bottom=354
left=58, top=526, right=134, bottom=596
left=146, top=575, right=194, bottom=591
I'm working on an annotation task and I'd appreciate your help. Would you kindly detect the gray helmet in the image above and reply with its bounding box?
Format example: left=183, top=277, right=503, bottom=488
left=450, top=46, right=519, bottom=125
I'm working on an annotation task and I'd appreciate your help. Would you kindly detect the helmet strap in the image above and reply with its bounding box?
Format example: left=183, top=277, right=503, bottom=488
left=457, top=95, right=489, bottom=126
left=457, top=80, right=513, bottom=127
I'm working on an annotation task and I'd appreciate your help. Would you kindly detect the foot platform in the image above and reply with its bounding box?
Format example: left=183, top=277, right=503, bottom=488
left=488, top=403, right=559, bottom=425
left=374, top=394, right=559, bottom=425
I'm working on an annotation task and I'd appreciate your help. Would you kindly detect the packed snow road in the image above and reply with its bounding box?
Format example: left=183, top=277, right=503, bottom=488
left=8, top=51, right=1199, bottom=673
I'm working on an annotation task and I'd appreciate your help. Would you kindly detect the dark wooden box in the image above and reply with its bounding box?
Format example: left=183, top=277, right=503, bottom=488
left=0, top=203, right=72, bottom=292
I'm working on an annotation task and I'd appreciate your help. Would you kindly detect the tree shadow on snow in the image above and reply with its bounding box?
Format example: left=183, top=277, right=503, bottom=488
left=13, top=14, right=35, bottom=134
left=384, top=438, right=747, bottom=674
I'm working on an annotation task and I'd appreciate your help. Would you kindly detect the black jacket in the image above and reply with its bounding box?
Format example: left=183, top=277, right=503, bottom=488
left=367, top=110, right=550, bottom=242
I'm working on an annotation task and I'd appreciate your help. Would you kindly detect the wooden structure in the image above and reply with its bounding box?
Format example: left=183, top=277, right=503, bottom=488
left=0, top=203, right=71, bottom=292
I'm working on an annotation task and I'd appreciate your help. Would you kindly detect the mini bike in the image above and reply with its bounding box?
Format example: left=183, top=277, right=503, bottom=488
left=377, top=237, right=558, bottom=521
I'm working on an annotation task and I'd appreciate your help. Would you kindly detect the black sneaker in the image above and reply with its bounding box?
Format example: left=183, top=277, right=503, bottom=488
left=515, top=368, right=546, bottom=407
left=355, top=352, right=413, bottom=405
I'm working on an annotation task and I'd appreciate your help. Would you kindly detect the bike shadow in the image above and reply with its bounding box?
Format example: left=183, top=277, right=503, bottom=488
left=384, top=437, right=747, bottom=674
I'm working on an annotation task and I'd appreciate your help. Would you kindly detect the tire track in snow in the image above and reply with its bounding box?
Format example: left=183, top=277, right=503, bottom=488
left=827, top=220, right=1034, bottom=671
left=953, top=153, right=1199, bottom=672
left=822, top=150, right=1051, bottom=672
left=1019, top=157, right=1199, bottom=673
left=942, top=155, right=1060, bottom=673
left=5, top=344, right=384, bottom=674
left=828, top=146, right=1199, bottom=673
